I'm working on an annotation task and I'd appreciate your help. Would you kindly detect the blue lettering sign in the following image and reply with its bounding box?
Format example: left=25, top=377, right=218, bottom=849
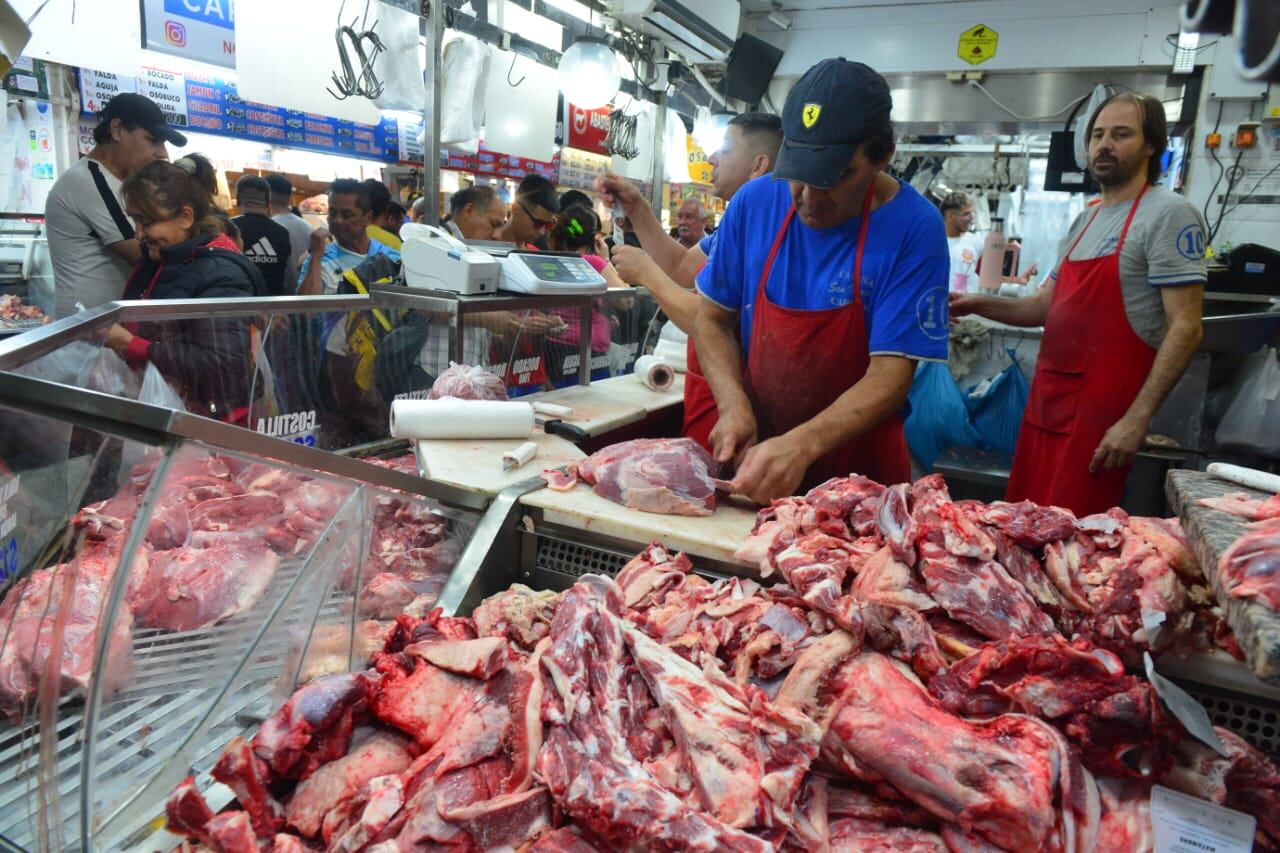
left=164, top=0, right=235, bottom=30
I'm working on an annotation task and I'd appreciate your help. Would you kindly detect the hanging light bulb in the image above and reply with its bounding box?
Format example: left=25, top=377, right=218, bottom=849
left=558, top=37, right=621, bottom=109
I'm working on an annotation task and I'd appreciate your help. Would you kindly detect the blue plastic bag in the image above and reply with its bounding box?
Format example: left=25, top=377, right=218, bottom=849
left=905, top=362, right=984, bottom=470
left=965, top=350, right=1030, bottom=455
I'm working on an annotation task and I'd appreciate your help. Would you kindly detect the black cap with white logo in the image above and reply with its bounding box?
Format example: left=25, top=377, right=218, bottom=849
left=98, top=93, right=188, bottom=147
left=774, top=58, right=892, bottom=188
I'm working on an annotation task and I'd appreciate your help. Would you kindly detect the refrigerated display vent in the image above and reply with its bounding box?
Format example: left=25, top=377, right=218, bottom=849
left=1184, top=682, right=1280, bottom=758
left=535, top=536, right=631, bottom=579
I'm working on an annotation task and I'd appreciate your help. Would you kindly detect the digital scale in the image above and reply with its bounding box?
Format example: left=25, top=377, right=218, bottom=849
left=496, top=251, right=607, bottom=295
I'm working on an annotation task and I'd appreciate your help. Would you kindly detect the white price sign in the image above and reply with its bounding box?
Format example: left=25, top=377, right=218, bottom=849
left=1152, top=786, right=1255, bottom=853
left=79, top=69, right=137, bottom=114
left=139, top=67, right=189, bottom=127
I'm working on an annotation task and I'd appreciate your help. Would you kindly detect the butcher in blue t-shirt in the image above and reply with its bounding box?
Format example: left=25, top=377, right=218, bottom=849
left=695, top=58, right=949, bottom=503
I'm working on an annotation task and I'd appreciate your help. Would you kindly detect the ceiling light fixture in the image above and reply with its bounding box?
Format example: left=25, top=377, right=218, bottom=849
left=558, top=36, right=621, bottom=109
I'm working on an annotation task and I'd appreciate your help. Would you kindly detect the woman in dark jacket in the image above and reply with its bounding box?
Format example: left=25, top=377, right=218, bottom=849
left=103, top=154, right=266, bottom=424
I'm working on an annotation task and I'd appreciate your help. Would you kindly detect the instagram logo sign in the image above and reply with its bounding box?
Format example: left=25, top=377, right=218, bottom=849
left=164, top=20, right=187, bottom=47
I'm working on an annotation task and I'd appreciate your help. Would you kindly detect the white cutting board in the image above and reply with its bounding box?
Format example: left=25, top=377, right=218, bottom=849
left=588, top=373, right=686, bottom=415
left=416, top=432, right=585, bottom=497
left=521, top=482, right=760, bottom=569
left=519, top=384, right=647, bottom=436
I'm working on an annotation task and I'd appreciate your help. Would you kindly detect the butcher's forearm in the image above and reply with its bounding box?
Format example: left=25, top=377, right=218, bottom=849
left=627, top=201, right=687, bottom=276
left=787, top=363, right=913, bottom=459
left=965, top=293, right=1048, bottom=327
left=640, top=273, right=700, bottom=334
left=694, top=306, right=750, bottom=414
left=1123, top=316, right=1202, bottom=424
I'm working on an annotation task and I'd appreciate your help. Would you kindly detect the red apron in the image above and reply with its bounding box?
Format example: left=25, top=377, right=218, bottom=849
left=1006, top=186, right=1155, bottom=516
left=742, top=190, right=910, bottom=491
left=683, top=327, right=718, bottom=452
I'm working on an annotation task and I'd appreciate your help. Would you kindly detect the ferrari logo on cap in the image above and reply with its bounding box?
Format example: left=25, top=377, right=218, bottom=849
left=802, top=103, right=822, bottom=128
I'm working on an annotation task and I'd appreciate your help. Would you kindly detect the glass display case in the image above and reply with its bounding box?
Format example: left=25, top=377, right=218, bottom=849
left=0, top=370, right=499, bottom=850
left=0, top=289, right=662, bottom=457
left=0, top=217, right=52, bottom=334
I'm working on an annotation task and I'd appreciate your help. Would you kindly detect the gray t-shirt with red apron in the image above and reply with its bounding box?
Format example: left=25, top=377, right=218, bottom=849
left=1048, top=185, right=1207, bottom=348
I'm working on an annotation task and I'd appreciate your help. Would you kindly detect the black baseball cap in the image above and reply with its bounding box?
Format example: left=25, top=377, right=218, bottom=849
left=99, top=93, right=188, bottom=146
left=774, top=59, right=892, bottom=188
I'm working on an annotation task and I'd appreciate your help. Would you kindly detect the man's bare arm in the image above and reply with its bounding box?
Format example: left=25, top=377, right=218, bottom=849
left=1091, top=284, right=1204, bottom=471
left=950, top=279, right=1055, bottom=327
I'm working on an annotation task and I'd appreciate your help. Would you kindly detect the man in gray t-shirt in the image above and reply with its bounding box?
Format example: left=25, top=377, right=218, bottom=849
left=952, top=91, right=1204, bottom=515
left=1048, top=186, right=1207, bottom=347
left=45, top=94, right=185, bottom=317
left=266, top=174, right=313, bottom=289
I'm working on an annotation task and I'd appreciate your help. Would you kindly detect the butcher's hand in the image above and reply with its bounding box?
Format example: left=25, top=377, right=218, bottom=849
left=949, top=292, right=986, bottom=318
left=1090, top=414, right=1147, bottom=473
left=594, top=173, right=646, bottom=217
left=611, top=244, right=661, bottom=287
left=709, top=405, right=757, bottom=469
left=729, top=435, right=813, bottom=504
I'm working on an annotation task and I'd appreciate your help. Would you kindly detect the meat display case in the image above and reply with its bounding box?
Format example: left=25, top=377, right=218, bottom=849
left=0, top=289, right=660, bottom=456
left=0, top=370, right=530, bottom=851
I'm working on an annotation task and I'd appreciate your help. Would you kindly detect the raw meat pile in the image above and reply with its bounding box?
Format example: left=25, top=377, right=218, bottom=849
left=168, top=543, right=1280, bottom=852
left=0, top=293, right=47, bottom=325
left=1200, top=490, right=1280, bottom=521
left=427, top=363, right=508, bottom=401
left=542, top=437, right=721, bottom=516
left=736, top=474, right=1232, bottom=668
left=1218, top=517, right=1280, bottom=609
left=0, top=452, right=456, bottom=721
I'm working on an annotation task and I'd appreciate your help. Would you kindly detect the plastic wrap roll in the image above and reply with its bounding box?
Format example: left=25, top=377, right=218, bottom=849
left=635, top=355, right=676, bottom=392
left=390, top=399, right=534, bottom=440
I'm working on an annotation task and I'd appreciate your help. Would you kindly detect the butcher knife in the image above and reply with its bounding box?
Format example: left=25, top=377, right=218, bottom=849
left=502, top=441, right=539, bottom=471
left=535, top=416, right=589, bottom=442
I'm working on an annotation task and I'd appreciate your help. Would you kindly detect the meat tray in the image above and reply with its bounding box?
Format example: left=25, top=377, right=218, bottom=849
left=0, top=379, right=492, bottom=851
left=1167, top=468, right=1280, bottom=683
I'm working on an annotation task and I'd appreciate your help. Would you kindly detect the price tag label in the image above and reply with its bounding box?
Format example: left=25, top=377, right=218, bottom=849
left=1152, top=786, right=1255, bottom=853
left=1145, top=653, right=1228, bottom=756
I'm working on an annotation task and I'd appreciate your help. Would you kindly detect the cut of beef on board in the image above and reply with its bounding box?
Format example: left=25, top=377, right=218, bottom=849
left=540, top=437, right=719, bottom=515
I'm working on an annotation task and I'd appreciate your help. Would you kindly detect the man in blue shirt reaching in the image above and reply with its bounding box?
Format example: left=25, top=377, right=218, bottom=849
left=696, top=58, right=950, bottom=503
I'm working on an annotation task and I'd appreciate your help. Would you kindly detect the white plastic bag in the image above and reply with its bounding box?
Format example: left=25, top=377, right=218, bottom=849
left=138, top=362, right=186, bottom=411
left=440, top=32, right=489, bottom=148
left=1216, top=347, right=1280, bottom=458
left=370, top=0, right=427, bottom=110
left=83, top=347, right=142, bottom=399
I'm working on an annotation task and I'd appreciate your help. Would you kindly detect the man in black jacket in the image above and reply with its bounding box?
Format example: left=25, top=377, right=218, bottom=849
left=233, top=175, right=294, bottom=296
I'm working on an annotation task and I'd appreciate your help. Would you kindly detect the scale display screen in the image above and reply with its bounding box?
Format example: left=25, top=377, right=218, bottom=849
left=500, top=251, right=607, bottom=294
left=518, top=255, right=599, bottom=283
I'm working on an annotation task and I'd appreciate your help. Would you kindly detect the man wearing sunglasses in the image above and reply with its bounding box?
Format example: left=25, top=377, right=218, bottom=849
left=496, top=173, right=559, bottom=248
